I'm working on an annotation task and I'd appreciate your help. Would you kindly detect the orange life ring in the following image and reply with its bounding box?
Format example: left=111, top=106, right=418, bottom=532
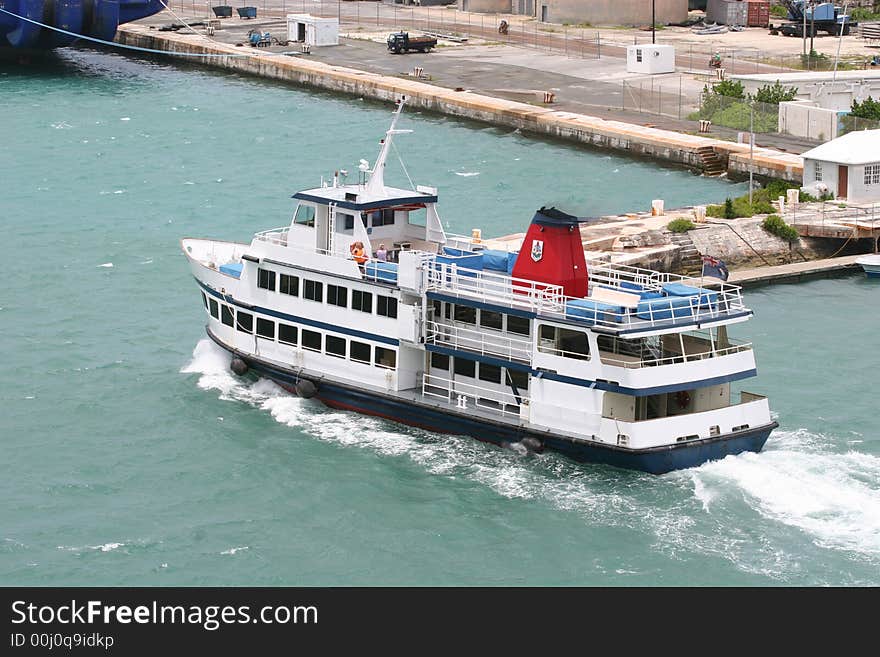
left=675, top=390, right=691, bottom=409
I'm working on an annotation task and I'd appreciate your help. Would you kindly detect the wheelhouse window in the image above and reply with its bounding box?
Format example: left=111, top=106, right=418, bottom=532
left=256, top=317, right=275, bottom=339
left=369, top=208, right=395, bottom=227
left=304, top=279, right=323, bottom=302
left=506, top=314, right=530, bottom=336
left=209, top=298, right=219, bottom=320
left=340, top=213, right=355, bottom=231
left=377, top=295, right=398, bottom=319
left=294, top=203, right=316, bottom=227
left=350, top=341, right=371, bottom=364
left=302, top=329, right=321, bottom=352
left=278, top=323, right=298, bottom=346
left=374, top=346, right=397, bottom=369
left=352, top=290, right=373, bottom=313
left=257, top=268, right=276, bottom=291
left=201, top=292, right=209, bottom=310
left=236, top=311, right=253, bottom=334
left=480, top=310, right=503, bottom=330
left=280, top=273, right=299, bottom=297
left=325, top=335, right=346, bottom=358
left=327, top=284, right=348, bottom=308
left=538, top=324, right=590, bottom=360
left=430, top=352, right=449, bottom=371
left=453, top=357, right=476, bottom=378
left=221, top=305, right=234, bottom=327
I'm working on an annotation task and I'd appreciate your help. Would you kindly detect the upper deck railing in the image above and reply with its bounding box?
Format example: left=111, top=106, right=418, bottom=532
left=427, top=262, right=566, bottom=312
left=426, top=257, right=749, bottom=333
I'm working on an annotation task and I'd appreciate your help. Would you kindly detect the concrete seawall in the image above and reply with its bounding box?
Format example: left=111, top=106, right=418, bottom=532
left=116, top=25, right=803, bottom=181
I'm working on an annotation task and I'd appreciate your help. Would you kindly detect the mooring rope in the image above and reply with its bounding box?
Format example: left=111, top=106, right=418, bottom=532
left=0, top=6, right=252, bottom=58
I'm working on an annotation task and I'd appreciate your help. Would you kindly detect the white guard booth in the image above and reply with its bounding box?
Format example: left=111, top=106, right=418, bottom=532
left=286, top=14, right=339, bottom=47
left=626, top=44, right=675, bottom=75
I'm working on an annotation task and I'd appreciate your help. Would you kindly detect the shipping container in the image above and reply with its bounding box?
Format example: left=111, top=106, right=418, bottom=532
left=706, top=0, right=749, bottom=26
left=747, top=0, right=770, bottom=27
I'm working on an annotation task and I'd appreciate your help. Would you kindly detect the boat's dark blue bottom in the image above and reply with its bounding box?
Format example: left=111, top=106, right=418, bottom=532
left=207, top=332, right=775, bottom=475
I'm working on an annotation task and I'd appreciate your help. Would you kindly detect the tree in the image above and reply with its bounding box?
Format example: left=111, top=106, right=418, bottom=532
left=723, top=198, right=736, bottom=219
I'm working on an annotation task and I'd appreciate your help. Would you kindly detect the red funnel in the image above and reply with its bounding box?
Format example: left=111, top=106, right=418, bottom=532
left=511, top=207, right=588, bottom=298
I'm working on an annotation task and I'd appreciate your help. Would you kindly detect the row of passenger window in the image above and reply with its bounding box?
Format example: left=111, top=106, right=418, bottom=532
left=429, top=352, right=529, bottom=390
left=432, top=300, right=530, bottom=336
left=201, top=292, right=397, bottom=369
left=258, top=268, right=397, bottom=318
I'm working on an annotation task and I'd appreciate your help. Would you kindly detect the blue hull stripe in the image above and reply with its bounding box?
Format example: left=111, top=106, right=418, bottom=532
left=196, top=278, right=400, bottom=346
left=427, top=343, right=757, bottom=396
left=209, top=333, right=775, bottom=474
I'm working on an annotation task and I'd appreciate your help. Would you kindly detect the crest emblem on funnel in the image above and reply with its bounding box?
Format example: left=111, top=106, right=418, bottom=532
left=531, top=239, right=544, bottom=262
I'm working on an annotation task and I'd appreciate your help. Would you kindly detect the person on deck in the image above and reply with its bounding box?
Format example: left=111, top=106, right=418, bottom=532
left=350, top=241, right=368, bottom=266
left=375, top=244, right=388, bottom=262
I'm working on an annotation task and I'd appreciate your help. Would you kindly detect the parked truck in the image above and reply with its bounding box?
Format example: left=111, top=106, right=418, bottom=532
left=772, top=0, right=856, bottom=36
left=386, top=32, right=437, bottom=54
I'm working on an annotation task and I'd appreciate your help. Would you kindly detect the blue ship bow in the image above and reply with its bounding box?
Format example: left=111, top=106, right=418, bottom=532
left=0, top=0, right=165, bottom=49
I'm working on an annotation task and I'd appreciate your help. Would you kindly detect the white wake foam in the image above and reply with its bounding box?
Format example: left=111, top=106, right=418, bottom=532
left=692, top=429, right=880, bottom=558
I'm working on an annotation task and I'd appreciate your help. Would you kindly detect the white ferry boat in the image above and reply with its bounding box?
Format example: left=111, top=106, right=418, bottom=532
left=181, top=100, right=777, bottom=474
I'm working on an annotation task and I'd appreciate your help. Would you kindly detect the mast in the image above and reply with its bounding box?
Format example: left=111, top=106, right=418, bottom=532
left=364, top=97, right=412, bottom=195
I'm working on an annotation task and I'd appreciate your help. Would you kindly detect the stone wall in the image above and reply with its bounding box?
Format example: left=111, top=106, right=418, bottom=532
left=457, top=0, right=511, bottom=13
left=687, top=218, right=841, bottom=267
left=541, top=0, right=688, bottom=25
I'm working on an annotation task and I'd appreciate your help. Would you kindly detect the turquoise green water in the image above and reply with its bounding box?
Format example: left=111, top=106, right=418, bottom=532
left=2, top=49, right=878, bottom=586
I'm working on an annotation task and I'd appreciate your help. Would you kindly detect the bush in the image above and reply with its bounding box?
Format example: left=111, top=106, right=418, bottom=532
left=850, top=96, right=880, bottom=121
left=753, top=81, right=798, bottom=105
left=667, top=218, right=696, bottom=233
left=713, top=80, right=745, bottom=99
left=762, top=214, right=800, bottom=242
left=770, top=4, right=788, bottom=18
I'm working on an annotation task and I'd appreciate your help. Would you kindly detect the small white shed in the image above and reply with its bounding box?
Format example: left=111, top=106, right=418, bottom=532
left=286, top=14, right=339, bottom=47
left=800, top=130, right=880, bottom=202
left=626, top=44, right=675, bottom=75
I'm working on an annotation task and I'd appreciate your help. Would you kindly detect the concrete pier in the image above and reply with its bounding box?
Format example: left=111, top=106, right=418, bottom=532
left=726, top=254, right=864, bottom=287
left=114, top=23, right=803, bottom=181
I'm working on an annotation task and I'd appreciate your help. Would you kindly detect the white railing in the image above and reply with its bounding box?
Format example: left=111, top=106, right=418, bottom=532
left=427, top=263, right=566, bottom=312
left=600, top=341, right=753, bottom=369
left=425, top=257, right=749, bottom=332
left=426, top=320, right=532, bottom=362
left=253, top=227, right=399, bottom=284
left=421, top=373, right=527, bottom=419
left=254, top=227, right=290, bottom=246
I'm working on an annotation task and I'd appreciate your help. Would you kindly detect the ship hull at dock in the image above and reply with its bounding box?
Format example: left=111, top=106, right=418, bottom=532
left=207, top=329, right=776, bottom=475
